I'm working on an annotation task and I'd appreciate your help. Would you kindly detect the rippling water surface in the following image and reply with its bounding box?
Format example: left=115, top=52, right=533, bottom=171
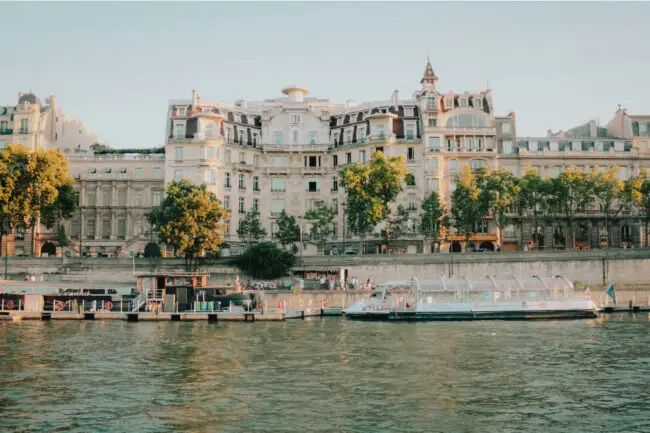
left=1, top=315, right=650, bottom=433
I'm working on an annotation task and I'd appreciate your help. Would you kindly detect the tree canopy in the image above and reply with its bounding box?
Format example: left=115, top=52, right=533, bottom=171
left=234, top=242, right=296, bottom=279
left=237, top=210, right=267, bottom=245
left=304, top=200, right=336, bottom=250
left=148, top=179, right=229, bottom=270
left=419, top=191, right=447, bottom=244
left=275, top=210, right=300, bottom=248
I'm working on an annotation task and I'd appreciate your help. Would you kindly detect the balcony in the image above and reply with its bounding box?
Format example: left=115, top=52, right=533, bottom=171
left=234, top=162, right=254, bottom=171
left=271, top=189, right=286, bottom=193
left=0, top=129, right=13, bottom=135
left=303, top=166, right=324, bottom=173
left=263, top=143, right=329, bottom=152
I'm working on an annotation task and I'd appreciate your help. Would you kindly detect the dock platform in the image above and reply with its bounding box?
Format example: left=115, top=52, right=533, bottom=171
left=1, top=310, right=286, bottom=322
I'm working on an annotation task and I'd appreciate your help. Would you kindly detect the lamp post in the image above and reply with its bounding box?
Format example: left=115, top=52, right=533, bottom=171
left=298, top=216, right=303, bottom=266
left=342, top=203, right=347, bottom=254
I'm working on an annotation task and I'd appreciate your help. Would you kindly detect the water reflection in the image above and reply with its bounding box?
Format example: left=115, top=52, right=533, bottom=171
left=1, top=316, right=649, bottom=433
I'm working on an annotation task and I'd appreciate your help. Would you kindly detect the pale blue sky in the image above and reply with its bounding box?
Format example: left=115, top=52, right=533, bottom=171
left=2, top=1, right=649, bottom=148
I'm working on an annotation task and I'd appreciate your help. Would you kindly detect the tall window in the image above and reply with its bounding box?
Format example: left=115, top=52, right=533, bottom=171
left=174, top=169, right=183, bottom=182
left=239, top=174, right=246, bottom=190
left=175, top=124, right=185, bottom=139
left=332, top=176, right=338, bottom=192
left=359, top=150, right=366, bottom=163
left=274, top=131, right=284, bottom=144
left=407, top=147, right=415, bottom=160
left=428, top=136, right=440, bottom=151
left=253, top=198, right=259, bottom=212
left=223, top=196, right=230, bottom=210
left=271, top=199, right=285, bottom=215
left=449, top=159, right=458, bottom=173
left=332, top=155, right=338, bottom=167
left=271, top=178, right=286, bottom=192
left=225, top=172, right=231, bottom=188
left=239, top=197, right=245, bottom=213
left=153, top=167, right=162, bottom=179
left=175, top=147, right=183, bottom=161
left=152, top=191, right=162, bottom=206
left=135, top=168, right=143, bottom=179
left=253, top=176, right=260, bottom=192
left=346, top=152, right=352, bottom=164
left=20, top=119, right=28, bottom=134
left=428, top=118, right=437, bottom=128
left=469, top=159, right=485, bottom=170
left=293, top=130, right=299, bottom=144
left=309, top=132, right=317, bottom=145
left=427, top=96, right=436, bottom=109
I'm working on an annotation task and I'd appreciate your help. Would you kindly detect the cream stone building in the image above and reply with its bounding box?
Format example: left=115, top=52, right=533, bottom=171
left=164, top=60, right=510, bottom=254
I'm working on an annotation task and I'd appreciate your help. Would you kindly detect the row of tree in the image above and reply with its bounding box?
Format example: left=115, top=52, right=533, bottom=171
left=451, top=165, right=650, bottom=248
left=0, top=144, right=77, bottom=255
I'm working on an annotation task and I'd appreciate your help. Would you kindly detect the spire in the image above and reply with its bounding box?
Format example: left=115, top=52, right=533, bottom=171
left=420, top=56, right=438, bottom=88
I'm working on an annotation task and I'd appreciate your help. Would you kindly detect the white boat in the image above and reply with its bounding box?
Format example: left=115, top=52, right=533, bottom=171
left=344, top=276, right=598, bottom=321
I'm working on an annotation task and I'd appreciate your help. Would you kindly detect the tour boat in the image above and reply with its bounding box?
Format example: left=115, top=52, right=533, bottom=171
left=344, top=276, right=598, bottom=321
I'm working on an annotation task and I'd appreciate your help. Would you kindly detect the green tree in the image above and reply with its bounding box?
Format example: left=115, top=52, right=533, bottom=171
left=451, top=165, right=484, bottom=247
left=275, top=210, right=300, bottom=249
left=341, top=151, right=407, bottom=253
left=548, top=169, right=593, bottom=248
left=628, top=170, right=650, bottom=247
left=518, top=167, right=550, bottom=249
left=41, top=183, right=78, bottom=248
left=589, top=166, right=633, bottom=247
left=304, top=200, right=336, bottom=252
left=52, top=225, right=69, bottom=248
left=144, top=242, right=162, bottom=258
left=419, top=191, right=447, bottom=251
left=383, top=205, right=409, bottom=249
left=148, top=180, right=230, bottom=270
left=234, top=242, right=296, bottom=279
left=475, top=167, right=520, bottom=247
left=237, top=210, right=267, bottom=246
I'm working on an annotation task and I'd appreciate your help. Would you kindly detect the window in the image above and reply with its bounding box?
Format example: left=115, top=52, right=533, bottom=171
left=378, top=125, right=385, bottom=138
left=239, top=131, right=244, bottom=144
left=427, top=178, right=440, bottom=191
left=346, top=152, right=352, bottom=164
left=225, top=173, right=232, bottom=188
left=428, top=118, right=437, bottom=128
left=640, top=123, right=647, bottom=136
left=477, top=138, right=483, bottom=151
left=135, top=168, right=144, bottom=179
left=427, top=96, right=436, bottom=109
left=407, top=147, right=415, bottom=160
left=205, top=147, right=215, bottom=159
left=86, top=219, right=96, bottom=238
left=88, top=168, right=97, bottom=179
left=103, top=168, right=112, bottom=178
left=271, top=178, right=286, bottom=192
left=619, top=167, right=628, bottom=180
left=153, top=167, right=162, bottom=179
left=505, top=224, right=516, bottom=238
left=0, top=120, right=8, bottom=132
left=152, top=191, right=162, bottom=206
left=239, top=174, right=246, bottom=190
left=174, top=169, right=183, bottom=182
left=253, top=155, right=261, bottom=167
left=642, top=141, right=649, bottom=149
left=253, top=176, right=260, bottom=192
left=309, top=132, right=317, bottom=145
left=406, top=127, right=415, bottom=140
left=204, top=169, right=215, bottom=185
left=407, top=194, right=417, bottom=211
left=429, top=158, right=439, bottom=170
left=447, top=139, right=453, bottom=151
left=102, top=219, right=111, bottom=239
left=274, top=131, right=284, bottom=145
left=553, top=166, right=562, bottom=177
left=87, top=190, right=96, bottom=206
left=346, top=130, right=352, bottom=144
left=332, top=155, right=338, bottom=167
left=358, top=127, right=366, bottom=141
left=173, top=147, right=183, bottom=161
left=118, top=189, right=126, bottom=206
left=461, top=99, right=467, bottom=107
left=293, top=130, right=299, bottom=144
left=469, top=159, right=485, bottom=170
left=271, top=199, right=285, bottom=215
left=272, top=157, right=286, bottom=167
left=307, top=180, right=320, bottom=192
left=446, top=113, right=485, bottom=128
left=332, top=198, right=338, bottom=214
left=332, top=176, right=338, bottom=192
left=305, top=155, right=319, bottom=167
left=239, top=197, right=245, bottom=213
left=359, top=150, right=366, bottom=163
left=449, top=159, right=458, bottom=173
left=405, top=107, right=414, bottom=117
left=223, top=196, right=230, bottom=210
left=502, top=141, right=512, bottom=154
left=428, top=136, right=440, bottom=151
left=253, top=198, right=259, bottom=212
left=118, top=219, right=126, bottom=238
left=102, top=189, right=111, bottom=206
left=474, top=220, right=489, bottom=234
left=175, top=124, right=185, bottom=139
left=20, top=119, right=28, bottom=134
left=501, top=122, right=512, bottom=134
left=291, top=114, right=301, bottom=123
left=178, top=107, right=186, bottom=116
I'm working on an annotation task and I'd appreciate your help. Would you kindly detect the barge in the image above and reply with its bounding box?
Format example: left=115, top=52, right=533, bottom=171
left=344, top=276, right=598, bottom=321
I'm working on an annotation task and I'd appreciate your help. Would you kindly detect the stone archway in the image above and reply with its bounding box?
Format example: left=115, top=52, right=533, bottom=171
left=41, top=242, right=57, bottom=257
left=450, top=241, right=462, bottom=253
left=479, top=241, right=494, bottom=251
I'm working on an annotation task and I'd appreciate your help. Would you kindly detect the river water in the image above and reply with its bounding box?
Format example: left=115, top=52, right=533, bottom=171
left=1, top=316, right=649, bottom=433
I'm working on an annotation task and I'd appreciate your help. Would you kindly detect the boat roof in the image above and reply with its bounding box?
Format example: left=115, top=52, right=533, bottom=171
left=377, top=276, right=573, bottom=292
left=136, top=272, right=209, bottom=278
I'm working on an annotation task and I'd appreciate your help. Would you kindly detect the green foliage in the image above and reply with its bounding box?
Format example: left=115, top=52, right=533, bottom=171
left=419, top=191, right=447, bottom=242
left=451, top=165, right=483, bottom=242
left=144, top=242, right=162, bottom=258
left=275, top=210, right=300, bottom=248
left=234, top=242, right=296, bottom=279
left=148, top=180, right=229, bottom=270
left=304, top=200, right=336, bottom=249
left=341, top=152, right=407, bottom=251
left=53, top=225, right=69, bottom=247
left=405, top=172, right=416, bottom=186
left=41, top=183, right=78, bottom=229
left=237, top=210, right=267, bottom=245
left=475, top=167, right=520, bottom=238
left=384, top=205, right=409, bottom=245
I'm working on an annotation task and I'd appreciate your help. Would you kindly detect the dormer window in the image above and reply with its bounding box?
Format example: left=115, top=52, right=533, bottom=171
left=291, top=114, right=301, bottom=123
left=104, top=168, right=112, bottom=178
left=427, top=97, right=436, bottom=109
left=405, top=107, right=414, bottom=117
left=178, top=107, right=186, bottom=116
left=120, top=168, right=127, bottom=179
left=88, top=168, right=97, bottom=179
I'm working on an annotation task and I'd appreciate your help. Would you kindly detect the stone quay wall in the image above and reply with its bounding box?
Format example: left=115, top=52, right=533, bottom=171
left=2, top=250, right=650, bottom=287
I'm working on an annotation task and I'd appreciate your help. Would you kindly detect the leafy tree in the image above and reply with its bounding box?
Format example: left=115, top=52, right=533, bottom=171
left=304, top=200, right=336, bottom=252
left=341, top=151, right=407, bottom=253
left=275, top=210, right=300, bottom=249
left=237, top=210, right=267, bottom=246
left=144, top=242, right=162, bottom=258
left=628, top=170, right=650, bottom=247
left=52, top=225, right=69, bottom=248
left=548, top=169, right=593, bottom=249
left=589, top=166, right=633, bottom=247
left=234, top=242, right=296, bottom=279
left=148, top=180, right=229, bottom=270
left=41, top=183, right=78, bottom=248
left=451, top=165, right=483, bottom=247
left=475, top=167, right=520, bottom=246
left=518, top=167, right=550, bottom=248
left=383, top=204, right=409, bottom=248
left=419, top=191, right=447, bottom=251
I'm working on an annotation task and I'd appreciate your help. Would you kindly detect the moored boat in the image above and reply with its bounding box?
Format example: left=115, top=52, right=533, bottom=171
left=344, top=276, right=598, bottom=321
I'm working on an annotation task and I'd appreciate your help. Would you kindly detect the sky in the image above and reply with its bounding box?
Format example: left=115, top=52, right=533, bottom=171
left=2, top=1, right=650, bottom=148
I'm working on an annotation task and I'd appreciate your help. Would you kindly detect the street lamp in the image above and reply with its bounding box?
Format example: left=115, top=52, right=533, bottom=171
left=297, top=216, right=303, bottom=266
left=342, top=203, right=347, bottom=254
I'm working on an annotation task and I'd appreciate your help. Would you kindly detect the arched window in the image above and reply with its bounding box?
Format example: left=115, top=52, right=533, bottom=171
left=446, top=113, right=486, bottom=128
left=469, top=159, right=486, bottom=170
